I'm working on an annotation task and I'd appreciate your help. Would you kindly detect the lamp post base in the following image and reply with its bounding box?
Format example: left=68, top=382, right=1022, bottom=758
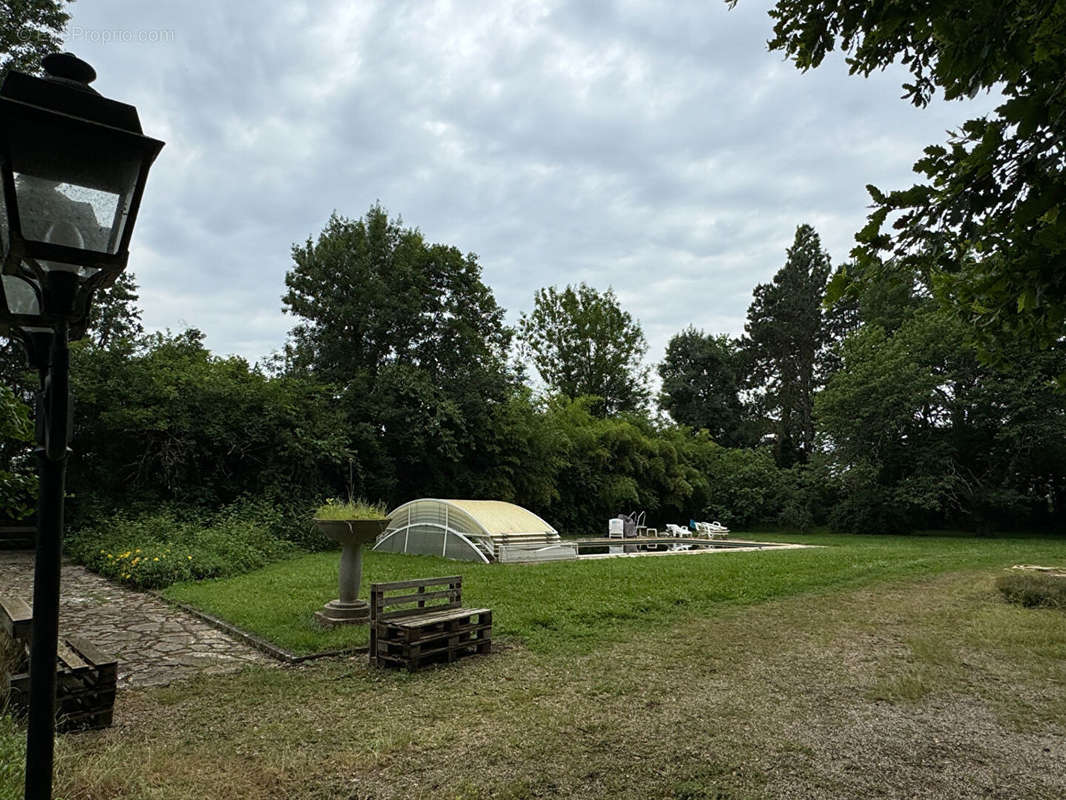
left=314, top=599, right=370, bottom=627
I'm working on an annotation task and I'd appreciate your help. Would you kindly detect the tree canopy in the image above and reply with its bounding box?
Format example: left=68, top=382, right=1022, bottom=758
left=282, top=205, right=517, bottom=503
left=283, top=206, right=510, bottom=386
left=88, top=272, right=145, bottom=349
left=68, top=329, right=350, bottom=512
left=658, top=328, right=750, bottom=447
left=818, top=302, right=1066, bottom=533
left=518, top=283, right=649, bottom=417
left=0, top=183, right=1056, bottom=537
left=0, top=0, right=70, bottom=79
left=743, top=0, right=1066, bottom=352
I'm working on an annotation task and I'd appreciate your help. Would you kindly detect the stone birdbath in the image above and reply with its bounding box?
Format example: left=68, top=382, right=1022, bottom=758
left=313, top=516, right=390, bottom=626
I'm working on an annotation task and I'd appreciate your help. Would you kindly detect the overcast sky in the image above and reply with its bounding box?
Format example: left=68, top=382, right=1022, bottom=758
left=64, top=0, right=998, bottom=371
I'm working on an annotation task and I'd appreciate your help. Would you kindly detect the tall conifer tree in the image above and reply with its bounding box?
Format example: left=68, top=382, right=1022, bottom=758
left=743, top=224, right=832, bottom=466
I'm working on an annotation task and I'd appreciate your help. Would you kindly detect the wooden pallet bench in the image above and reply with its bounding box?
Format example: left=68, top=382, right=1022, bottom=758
left=1, top=595, right=118, bottom=731
left=370, top=576, right=492, bottom=671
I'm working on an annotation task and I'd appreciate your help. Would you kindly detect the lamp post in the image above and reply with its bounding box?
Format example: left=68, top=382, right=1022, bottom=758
left=0, top=53, right=163, bottom=800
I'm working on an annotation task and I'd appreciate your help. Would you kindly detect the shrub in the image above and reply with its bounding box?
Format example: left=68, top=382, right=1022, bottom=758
left=67, top=503, right=297, bottom=589
left=996, top=571, right=1066, bottom=610
left=697, top=446, right=785, bottom=529
left=236, top=495, right=334, bottom=552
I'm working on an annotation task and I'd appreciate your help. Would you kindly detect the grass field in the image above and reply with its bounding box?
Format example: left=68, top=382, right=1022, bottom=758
left=4, top=533, right=1066, bottom=799
left=162, top=532, right=1066, bottom=656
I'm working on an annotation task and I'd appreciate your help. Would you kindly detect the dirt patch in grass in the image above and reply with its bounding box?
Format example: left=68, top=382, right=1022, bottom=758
left=43, top=570, right=1066, bottom=799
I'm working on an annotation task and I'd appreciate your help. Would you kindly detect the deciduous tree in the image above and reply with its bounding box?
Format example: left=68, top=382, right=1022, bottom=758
left=68, top=329, right=350, bottom=514
left=817, top=305, right=1066, bottom=533
left=518, top=283, right=649, bottom=417
left=658, top=327, right=751, bottom=447
left=740, top=0, right=1066, bottom=353
left=282, top=205, right=515, bottom=502
left=0, top=0, right=70, bottom=79
left=283, top=206, right=510, bottom=385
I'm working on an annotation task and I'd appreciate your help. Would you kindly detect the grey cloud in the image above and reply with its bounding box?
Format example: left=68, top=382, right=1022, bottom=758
left=64, top=0, right=998, bottom=372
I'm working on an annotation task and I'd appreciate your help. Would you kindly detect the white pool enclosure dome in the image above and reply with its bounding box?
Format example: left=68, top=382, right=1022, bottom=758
left=372, top=499, right=575, bottom=563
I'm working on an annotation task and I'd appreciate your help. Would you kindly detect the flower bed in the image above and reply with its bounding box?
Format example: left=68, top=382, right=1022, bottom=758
left=67, top=505, right=299, bottom=589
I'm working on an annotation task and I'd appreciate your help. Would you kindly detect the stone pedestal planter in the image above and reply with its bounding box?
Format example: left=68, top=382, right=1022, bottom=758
left=313, top=518, right=389, bottom=627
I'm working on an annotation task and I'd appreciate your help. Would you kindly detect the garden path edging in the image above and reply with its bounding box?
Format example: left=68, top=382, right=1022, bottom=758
left=151, top=592, right=369, bottom=664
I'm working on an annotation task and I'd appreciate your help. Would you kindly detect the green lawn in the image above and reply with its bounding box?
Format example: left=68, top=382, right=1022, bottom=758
left=5, top=533, right=1066, bottom=799
left=162, top=532, right=1066, bottom=656
left=36, top=553, right=1066, bottom=800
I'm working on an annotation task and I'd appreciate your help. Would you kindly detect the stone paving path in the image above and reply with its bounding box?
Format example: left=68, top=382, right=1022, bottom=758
left=0, top=550, right=270, bottom=688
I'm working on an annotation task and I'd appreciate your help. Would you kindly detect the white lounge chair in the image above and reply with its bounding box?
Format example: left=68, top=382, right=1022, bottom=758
left=696, top=521, right=730, bottom=540
left=665, top=523, right=689, bottom=538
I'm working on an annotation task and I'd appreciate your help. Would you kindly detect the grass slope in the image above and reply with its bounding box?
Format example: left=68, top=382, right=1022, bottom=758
left=162, top=533, right=1066, bottom=656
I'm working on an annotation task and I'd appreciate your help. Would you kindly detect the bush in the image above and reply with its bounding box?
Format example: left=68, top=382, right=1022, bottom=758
left=248, top=495, right=334, bottom=552
left=67, top=502, right=298, bottom=589
left=697, top=446, right=785, bottom=529
left=774, top=466, right=817, bottom=532
left=996, top=571, right=1066, bottom=610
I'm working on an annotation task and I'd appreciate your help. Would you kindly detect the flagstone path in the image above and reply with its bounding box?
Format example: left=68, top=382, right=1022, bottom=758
left=0, top=550, right=270, bottom=688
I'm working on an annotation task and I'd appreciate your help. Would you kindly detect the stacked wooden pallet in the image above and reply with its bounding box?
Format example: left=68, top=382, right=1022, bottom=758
left=1, top=595, right=117, bottom=731
left=370, top=576, right=492, bottom=671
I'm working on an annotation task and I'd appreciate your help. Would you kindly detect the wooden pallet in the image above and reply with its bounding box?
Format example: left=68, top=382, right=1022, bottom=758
left=0, top=595, right=32, bottom=646
left=370, top=576, right=492, bottom=671
left=5, top=636, right=118, bottom=731
left=1, top=595, right=118, bottom=732
left=374, top=609, right=492, bottom=670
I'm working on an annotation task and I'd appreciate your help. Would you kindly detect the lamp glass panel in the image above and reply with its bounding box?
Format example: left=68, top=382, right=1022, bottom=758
left=8, top=112, right=142, bottom=260
left=1, top=273, right=40, bottom=316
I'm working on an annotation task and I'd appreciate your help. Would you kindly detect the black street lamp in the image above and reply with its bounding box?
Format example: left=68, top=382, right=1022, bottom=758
left=0, top=53, right=163, bottom=800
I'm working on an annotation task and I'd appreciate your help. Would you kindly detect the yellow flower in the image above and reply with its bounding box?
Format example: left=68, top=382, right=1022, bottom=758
left=131, top=557, right=140, bottom=566
left=153, top=557, right=159, bottom=562
left=187, top=555, right=192, bottom=560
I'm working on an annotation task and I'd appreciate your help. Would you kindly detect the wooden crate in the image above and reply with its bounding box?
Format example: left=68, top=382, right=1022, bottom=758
left=370, top=576, right=492, bottom=671
left=5, top=636, right=118, bottom=732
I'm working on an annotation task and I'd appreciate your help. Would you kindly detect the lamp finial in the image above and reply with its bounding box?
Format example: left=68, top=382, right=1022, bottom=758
left=41, top=52, right=97, bottom=89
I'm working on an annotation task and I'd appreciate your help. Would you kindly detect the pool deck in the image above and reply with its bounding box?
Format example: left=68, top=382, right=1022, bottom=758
left=570, top=536, right=815, bottom=559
